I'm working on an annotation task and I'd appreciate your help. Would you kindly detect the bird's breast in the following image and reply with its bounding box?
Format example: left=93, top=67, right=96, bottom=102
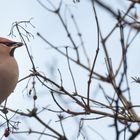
left=0, top=56, right=19, bottom=103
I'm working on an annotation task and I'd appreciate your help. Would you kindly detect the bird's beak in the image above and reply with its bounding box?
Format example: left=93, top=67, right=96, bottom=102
left=7, top=42, right=23, bottom=48
left=7, top=41, right=23, bottom=57
left=14, top=42, right=23, bottom=48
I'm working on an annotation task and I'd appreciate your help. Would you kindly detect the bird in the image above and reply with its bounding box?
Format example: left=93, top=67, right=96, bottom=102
left=0, top=37, right=23, bottom=104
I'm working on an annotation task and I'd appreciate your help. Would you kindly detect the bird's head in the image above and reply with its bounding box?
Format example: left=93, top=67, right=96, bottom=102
left=0, top=37, right=23, bottom=56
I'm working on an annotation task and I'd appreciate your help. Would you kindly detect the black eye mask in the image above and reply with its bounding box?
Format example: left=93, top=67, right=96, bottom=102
left=2, top=42, right=23, bottom=47
left=4, top=42, right=17, bottom=47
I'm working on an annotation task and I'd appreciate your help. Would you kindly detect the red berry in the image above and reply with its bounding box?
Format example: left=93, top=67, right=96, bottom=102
left=4, top=129, right=10, bottom=137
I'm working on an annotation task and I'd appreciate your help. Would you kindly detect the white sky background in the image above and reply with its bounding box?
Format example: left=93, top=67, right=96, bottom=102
left=0, top=0, right=140, bottom=140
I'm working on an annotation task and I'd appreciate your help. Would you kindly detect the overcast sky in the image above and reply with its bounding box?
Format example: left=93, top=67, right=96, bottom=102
left=0, top=0, right=140, bottom=140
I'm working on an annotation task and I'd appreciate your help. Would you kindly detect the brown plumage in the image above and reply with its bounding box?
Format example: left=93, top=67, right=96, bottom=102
left=0, top=37, right=23, bottom=103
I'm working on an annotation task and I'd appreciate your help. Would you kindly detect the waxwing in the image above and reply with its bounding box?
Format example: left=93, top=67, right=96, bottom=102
left=0, top=37, right=23, bottom=104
